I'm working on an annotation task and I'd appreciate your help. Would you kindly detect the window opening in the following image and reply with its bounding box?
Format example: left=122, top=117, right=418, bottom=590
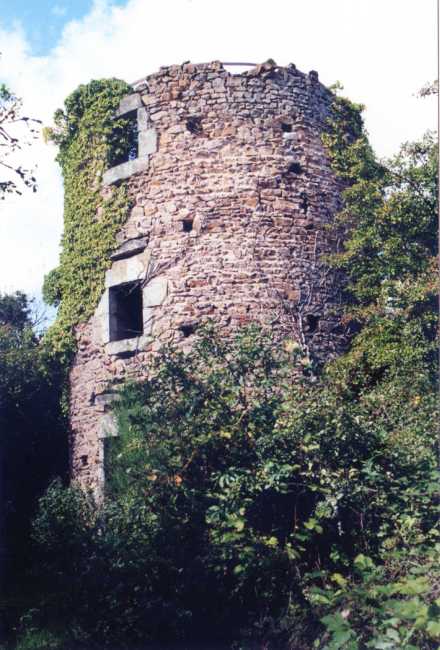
left=108, top=110, right=139, bottom=167
left=281, top=122, right=292, bottom=133
left=306, top=314, right=319, bottom=333
left=300, top=192, right=309, bottom=214
left=109, top=281, right=143, bottom=341
left=183, top=218, right=194, bottom=233
left=80, top=455, right=88, bottom=467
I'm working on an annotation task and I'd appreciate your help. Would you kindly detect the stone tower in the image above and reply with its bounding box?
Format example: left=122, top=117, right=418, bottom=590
left=69, top=60, right=348, bottom=493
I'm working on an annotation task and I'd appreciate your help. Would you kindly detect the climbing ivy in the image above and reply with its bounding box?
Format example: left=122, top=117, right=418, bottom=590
left=322, top=86, right=382, bottom=184
left=43, top=78, right=134, bottom=361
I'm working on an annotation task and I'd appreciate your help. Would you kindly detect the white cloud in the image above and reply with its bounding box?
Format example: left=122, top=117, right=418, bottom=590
left=0, top=0, right=436, bottom=295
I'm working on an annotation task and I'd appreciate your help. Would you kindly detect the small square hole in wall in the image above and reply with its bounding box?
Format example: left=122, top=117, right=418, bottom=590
left=186, top=116, right=202, bottom=134
left=179, top=323, right=197, bottom=338
left=287, top=162, right=303, bottom=175
left=109, top=281, right=143, bottom=342
left=281, top=122, right=292, bottom=133
left=183, top=219, right=194, bottom=233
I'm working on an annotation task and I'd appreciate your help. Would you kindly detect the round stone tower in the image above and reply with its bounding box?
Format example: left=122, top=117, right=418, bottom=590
left=69, top=60, right=348, bottom=492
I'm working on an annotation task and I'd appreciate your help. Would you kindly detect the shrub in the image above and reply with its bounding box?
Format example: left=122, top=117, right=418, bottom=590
left=31, top=320, right=438, bottom=648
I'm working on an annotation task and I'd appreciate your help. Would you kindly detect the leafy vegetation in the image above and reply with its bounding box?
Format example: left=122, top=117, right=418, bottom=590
left=29, top=303, right=438, bottom=647
left=0, top=292, right=67, bottom=638
left=2, top=84, right=438, bottom=650
left=42, top=79, right=134, bottom=359
left=311, top=546, right=440, bottom=649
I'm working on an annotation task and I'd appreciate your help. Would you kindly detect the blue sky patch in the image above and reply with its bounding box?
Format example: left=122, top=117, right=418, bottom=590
left=1, top=0, right=126, bottom=56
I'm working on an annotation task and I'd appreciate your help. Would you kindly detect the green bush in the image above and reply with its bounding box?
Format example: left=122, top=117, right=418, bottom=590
left=0, top=292, right=67, bottom=595
left=15, top=629, right=65, bottom=650
left=27, top=92, right=438, bottom=649
left=309, top=544, right=440, bottom=649
left=31, top=317, right=438, bottom=647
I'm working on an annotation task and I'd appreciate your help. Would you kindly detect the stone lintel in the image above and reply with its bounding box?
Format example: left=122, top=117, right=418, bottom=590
left=94, top=392, right=120, bottom=410
left=105, top=250, right=150, bottom=288
left=115, top=93, right=142, bottom=117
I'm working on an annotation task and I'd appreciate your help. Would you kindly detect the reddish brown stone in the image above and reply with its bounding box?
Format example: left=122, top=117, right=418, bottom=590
left=69, top=61, right=350, bottom=493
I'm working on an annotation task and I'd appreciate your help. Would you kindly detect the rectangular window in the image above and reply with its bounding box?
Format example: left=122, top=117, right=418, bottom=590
left=109, top=281, right=143, bottom=341
left=107, top=110, right=139, bottom=167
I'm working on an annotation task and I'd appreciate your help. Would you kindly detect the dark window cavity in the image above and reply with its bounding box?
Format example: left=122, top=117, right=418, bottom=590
left=281, top=122, right=292, bottom=133
left=306, top=314, right=320, bottom=333
left=108, top=110, right=139, bottom=167
left=186, top=116, right=202, bottom=135
left=183, top=218, right=194, bottom=233
left=109, top=281, right=143, bottom=341
left=300, top=192, right=309, bottom=214
left=80, top=455, right=88, bottom=467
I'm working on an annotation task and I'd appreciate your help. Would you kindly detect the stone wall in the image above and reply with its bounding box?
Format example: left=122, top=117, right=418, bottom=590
left=69, top=60, right=348, bottom=494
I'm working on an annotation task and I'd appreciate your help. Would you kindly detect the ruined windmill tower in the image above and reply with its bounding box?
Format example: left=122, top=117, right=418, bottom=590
left=69, top=60, right=348, bottom=493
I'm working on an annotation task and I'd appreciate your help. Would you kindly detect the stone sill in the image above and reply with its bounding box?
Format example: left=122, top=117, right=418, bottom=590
left=102, top=157, right=149, bottom=185
left=105, top=334, right=151, bottom=357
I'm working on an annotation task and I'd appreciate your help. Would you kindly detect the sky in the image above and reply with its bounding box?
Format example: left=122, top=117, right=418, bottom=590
left=0, top=0, right=437, bottom=299
left=0, top=0, right=126, bottom=55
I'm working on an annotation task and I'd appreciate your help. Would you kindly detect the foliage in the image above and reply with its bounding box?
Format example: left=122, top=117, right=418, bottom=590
left=42, top=79, right=133, bottom=359
left=0, top=292, right=67, bottom=596
left=41, top=268, right=62, bottom=308
left=301, top=88, right=440, bottom=650
left=31, top=312, right=438, bottom=647
left=25, top=88, right=438, bottom=649
left=0, top=291, right=32, bottom=329
left=32, top=329, right=299, bottom=645
left=15, top=627, right=65, bottom=650
left=323, top=91, right=437, bottom=309
left=0, top=82, right=40, bottom=198
left=311, top=545, right=440, bottom=649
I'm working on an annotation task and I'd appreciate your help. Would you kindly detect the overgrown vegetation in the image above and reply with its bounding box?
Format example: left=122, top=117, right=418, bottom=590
left=28, top=309, right=439, bottom=648
left=42, top=79, right=134, bottom=359
left=2, top=84, right=438, bottom=650
left=0, top=293, right=67, bottom=635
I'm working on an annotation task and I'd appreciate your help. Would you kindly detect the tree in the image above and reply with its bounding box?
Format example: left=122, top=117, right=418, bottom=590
left=0, top=83, right=40, bottom=199
left=0, top=292, right=67, bottom=605
left=26, top=95, right=439, bottom=649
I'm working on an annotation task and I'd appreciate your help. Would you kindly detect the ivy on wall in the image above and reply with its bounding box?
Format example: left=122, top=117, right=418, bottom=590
left=43, top=78, right=134, bottom=360
left=321, top=87, right=378, bottom=181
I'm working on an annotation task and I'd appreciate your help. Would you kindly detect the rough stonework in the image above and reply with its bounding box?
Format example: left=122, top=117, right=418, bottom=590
left=69, top=60, right=349, bottom=494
